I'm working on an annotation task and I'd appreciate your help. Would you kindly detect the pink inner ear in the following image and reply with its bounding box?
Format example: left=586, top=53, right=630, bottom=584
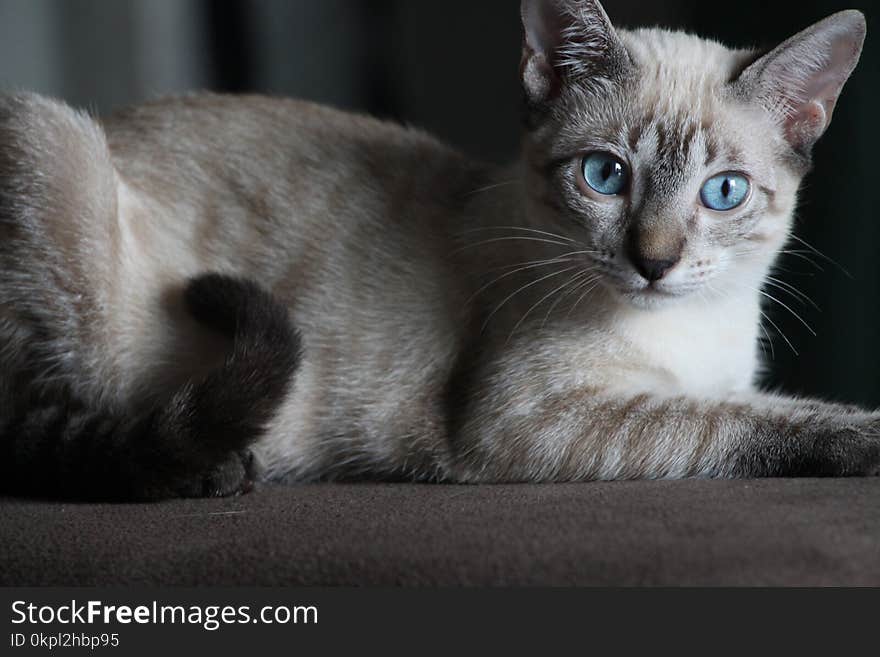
left=521, top=51, right=558, bottom=103
left=785, top=101, right=828, bottom=149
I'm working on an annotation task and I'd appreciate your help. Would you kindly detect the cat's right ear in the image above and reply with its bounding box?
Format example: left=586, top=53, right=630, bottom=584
left=520, top=0, right=629, bottom=104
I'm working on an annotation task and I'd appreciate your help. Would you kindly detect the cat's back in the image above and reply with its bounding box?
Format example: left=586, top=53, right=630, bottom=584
left=105, top=93, right=429, bottom=155
left=102, top=93, right=481, bottom=210
left=100, top=92, right=487, bottom=295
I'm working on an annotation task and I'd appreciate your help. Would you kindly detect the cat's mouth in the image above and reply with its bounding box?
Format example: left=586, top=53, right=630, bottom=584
left=588, top=257, right=696, bottom=303
left=636, top=282, right=680, bottom=297
left=614, top=279, right=695, bottom=308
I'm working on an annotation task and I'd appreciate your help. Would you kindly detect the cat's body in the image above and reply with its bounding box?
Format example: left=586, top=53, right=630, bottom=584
left=1, top=1, right=877, bottom=500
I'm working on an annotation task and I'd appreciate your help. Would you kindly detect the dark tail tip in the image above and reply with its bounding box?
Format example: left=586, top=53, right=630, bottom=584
left=173, top=273, right=302, bottom=447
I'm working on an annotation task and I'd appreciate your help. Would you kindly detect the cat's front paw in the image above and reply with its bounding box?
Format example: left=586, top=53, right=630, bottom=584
left=740, top=409, right=880, bottom=478
left=799, top=412, right=880, bottom=477
left=857, top=414, right=880, bottom=476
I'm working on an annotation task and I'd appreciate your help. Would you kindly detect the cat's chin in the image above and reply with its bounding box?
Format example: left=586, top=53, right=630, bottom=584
left=614, top=284, right=695, bottom=311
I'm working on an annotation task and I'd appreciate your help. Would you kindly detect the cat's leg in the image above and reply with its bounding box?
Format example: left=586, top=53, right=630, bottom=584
left=0, top=93, right=119, bottom=399
left=0, top=94, right=301, bottom=500
left=450, top=391, right=880, bottom=481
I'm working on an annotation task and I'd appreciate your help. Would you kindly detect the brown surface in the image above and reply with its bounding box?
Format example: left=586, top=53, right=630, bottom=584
left=2, top=479, right=879, bottom=586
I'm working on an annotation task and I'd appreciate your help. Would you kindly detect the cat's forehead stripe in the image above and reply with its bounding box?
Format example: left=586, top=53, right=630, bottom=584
left=704, top=134, right=719, bottom=168
left=629, top=116, right=701, bottom=197
left=634, top=110, right=752, bottom=175
left=627, top=122, right=644, bottom=151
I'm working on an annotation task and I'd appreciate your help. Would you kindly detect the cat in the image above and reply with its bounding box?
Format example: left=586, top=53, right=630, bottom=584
left=0, top=0, right=875, bottom=501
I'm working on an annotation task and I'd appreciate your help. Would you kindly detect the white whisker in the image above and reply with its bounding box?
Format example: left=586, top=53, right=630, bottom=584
left=565, top=277, right=603, bottom=320
left=757, top=289, right=817, bottom=336
left=764, top=275, right=821, bottom=312
left=466, top=180, right=518, bottom=197
left=779, top=249, right=825, bottom=272
left=760, top=310, right=798, bottom=356
left=458, top=225, right=578, bottom=244
left=708, top=281, right=784, bottom=359
left=509, top=268, right=598, bottom=341
left=541, top=271, right=597, bottom=328
left=451, top=235, right=572, bottom=255
left=488, top=250, right=598, bottom=273
left=466, top=256, right=576, bottom=305
left=481, top=266, right=579, bottom=334
left=788, top=233, right=853, bottom=279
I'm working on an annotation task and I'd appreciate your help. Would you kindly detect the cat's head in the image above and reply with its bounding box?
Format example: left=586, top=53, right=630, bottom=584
left=519, top=0, right=865, bottom=309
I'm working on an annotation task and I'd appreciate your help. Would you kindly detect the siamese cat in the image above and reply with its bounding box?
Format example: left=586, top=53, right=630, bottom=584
left=0, top=0, right=875, bottom=500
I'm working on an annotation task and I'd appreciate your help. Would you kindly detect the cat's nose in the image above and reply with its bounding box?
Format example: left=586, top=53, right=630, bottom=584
left=626, top=228, right=684, bottom=283
left=632, top=256, right=679, bottom=282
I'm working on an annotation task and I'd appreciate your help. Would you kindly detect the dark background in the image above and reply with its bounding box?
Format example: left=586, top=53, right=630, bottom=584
left=0, top=0, right=877, bottom=406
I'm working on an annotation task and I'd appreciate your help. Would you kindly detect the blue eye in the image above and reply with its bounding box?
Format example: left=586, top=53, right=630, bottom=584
left=581, top=153, right=628, bottom=196
left=700, top=173, right=750, bottom=211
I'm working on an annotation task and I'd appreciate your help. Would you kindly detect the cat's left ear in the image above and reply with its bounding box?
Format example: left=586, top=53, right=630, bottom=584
left=735, top=10, right=866, bottom=153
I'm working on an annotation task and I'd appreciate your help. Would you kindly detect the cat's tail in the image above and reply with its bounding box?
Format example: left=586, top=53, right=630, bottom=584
left=0, top=274, right=301, bottom=501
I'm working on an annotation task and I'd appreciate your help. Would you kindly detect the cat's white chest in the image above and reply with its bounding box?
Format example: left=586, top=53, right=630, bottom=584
left=613, top=298, right=760, bottom=397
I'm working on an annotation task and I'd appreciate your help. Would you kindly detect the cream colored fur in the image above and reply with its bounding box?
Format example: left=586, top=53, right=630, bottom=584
left=1, top=1, right=876, bottom=490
